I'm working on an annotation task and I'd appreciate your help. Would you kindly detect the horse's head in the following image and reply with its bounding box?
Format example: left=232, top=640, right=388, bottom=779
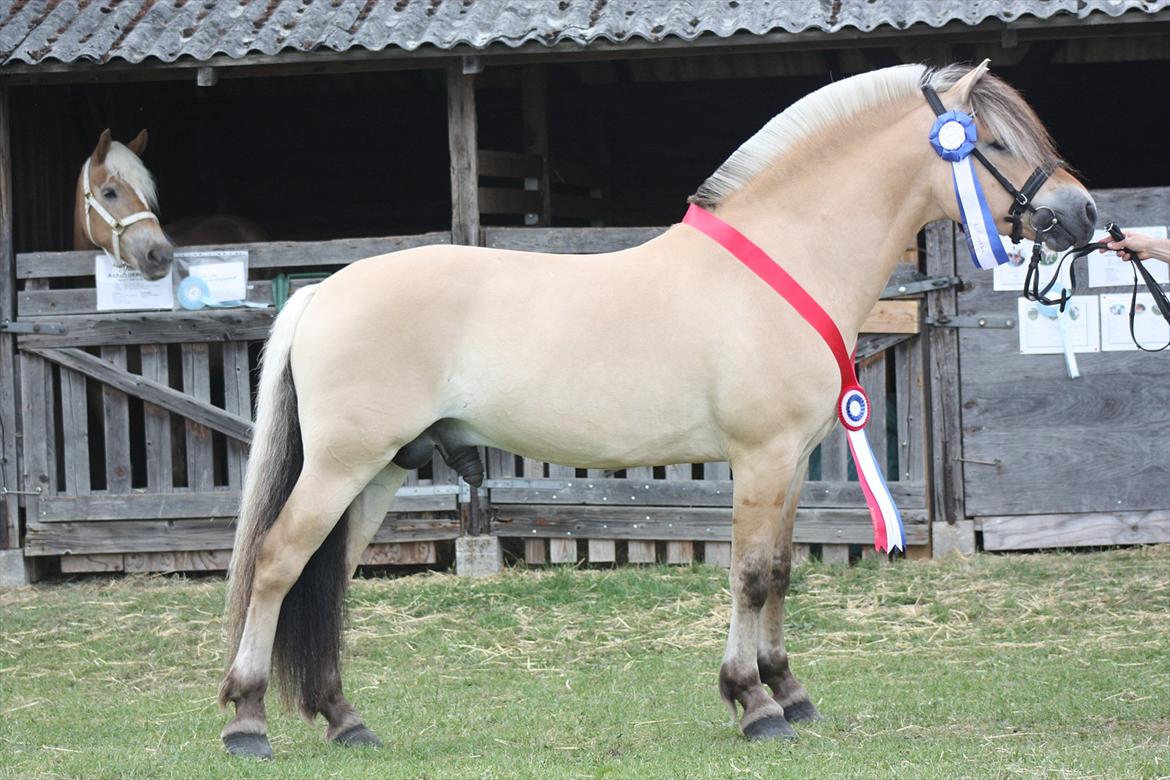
left=77, top=129, right=173, bottom=280
left=925, top=62, right=1096, bottom=251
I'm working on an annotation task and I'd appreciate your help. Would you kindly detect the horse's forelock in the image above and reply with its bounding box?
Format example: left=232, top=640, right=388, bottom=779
left=101, top=141, right=159, bottom=211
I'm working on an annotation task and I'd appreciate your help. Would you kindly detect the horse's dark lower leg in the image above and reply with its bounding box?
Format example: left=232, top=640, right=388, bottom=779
left=219, top=675, right=272, bottom=759
left=317, top=669, right=382, bottom=747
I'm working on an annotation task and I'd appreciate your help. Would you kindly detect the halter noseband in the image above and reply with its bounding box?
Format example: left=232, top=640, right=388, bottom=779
left=83, top=158, right=160, bottom=265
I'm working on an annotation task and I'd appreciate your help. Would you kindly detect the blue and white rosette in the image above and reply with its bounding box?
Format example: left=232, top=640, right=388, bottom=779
left=178, top=276, right=211, bottom=310
left=839, top=385, right=906, bottom=553
left=930, top=110, right=1010, bottom=271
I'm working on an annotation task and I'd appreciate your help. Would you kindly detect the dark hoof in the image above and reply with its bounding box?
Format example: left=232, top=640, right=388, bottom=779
left=223, top=732, right=273, bottom=760
left=742, top=715, right=797, bottom=741
left=333, top=724, right=382, bottom=748
left=783, top=698, right=823, bottom=723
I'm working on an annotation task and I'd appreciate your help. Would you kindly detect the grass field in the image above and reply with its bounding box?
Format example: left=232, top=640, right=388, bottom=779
left=1, top=546, right=1168, bottom=779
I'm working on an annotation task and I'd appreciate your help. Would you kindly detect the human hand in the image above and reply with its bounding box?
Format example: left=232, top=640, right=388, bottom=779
left=1098, top=232, right=1170, bottom=264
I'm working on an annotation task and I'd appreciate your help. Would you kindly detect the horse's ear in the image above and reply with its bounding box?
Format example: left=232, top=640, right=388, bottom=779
left=92, top=128, right=112, bottom=164
left=945, top=59, right=991, bottom=108
left=126, top=128, right=148, bottom=157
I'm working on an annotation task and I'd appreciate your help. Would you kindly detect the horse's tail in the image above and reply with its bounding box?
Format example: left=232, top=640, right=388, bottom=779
left=222, top=284, right=340, bottom=718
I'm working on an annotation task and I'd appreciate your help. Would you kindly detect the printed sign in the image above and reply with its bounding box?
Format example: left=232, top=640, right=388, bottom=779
left=1087, top=225, right=1169, bottom=288
left=1099, top=292, right=1170, bottom=351
left=1016, top=295, right=1100, bottom=355
left=94, top=254, right=174, bottom=311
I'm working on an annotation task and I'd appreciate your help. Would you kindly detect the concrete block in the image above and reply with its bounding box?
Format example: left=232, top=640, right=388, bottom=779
left=455, top=535, right=502, bottom=577
left=932, top=520, right=976, bottom=558
left=0, top=549, right=31, bottom=588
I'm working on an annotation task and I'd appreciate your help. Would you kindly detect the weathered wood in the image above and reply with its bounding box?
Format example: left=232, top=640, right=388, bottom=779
left=861, top=546, right=889, bottom=564
left=981, top=510, right=1170, bottom=551
left=665, top=540, right=694, bottom=564
left=627, top=540, right=656, bottom=564
left=521, top=65, right=551, bottom=226
left=821, top=544, right=849, bottom=564
left=18, top=309, right=274, bottom=349
left=58, top=365, right=89, bottom=496
left=489, top=477, right=925, bottom=508
left=448, top=66, right=479, bottom=247
left=221, top=342, right=251, bottom=489
left=703, top=541, right=732, bottom=568
left=60, top=553, right=124, bottom=573
left=181, top=344, right=212, bottom=491
left=483, top=226, right=666, bottom=254
left=36, top=489, right=457, bottom=522
left=549, top=538, right=577, bottom=564
left=360, top=541, right=437, bottom=567
left=523, top=538, right=547, bottom=565
left=27, top=347, right=253, bottom=443
left=894, top=338, right=928, bottom=482
left=478, top=187, right=542, bottom=216
left=493, top=505, right=929, bottom=545
left=477, top=149, right=542, bottom=180
left=859, top=353, right=888, bottom=475
left=101, top=347, right=132, bottom=492
left=18, top=276, right=314, bottom=316
left=861, top=300, right=919, bottom=334
left=0, top=86, right=18, bottom=548
left=15, top=232, right=452, bottom=279
left=792, top=543, right=811, bottom=566
left=125, top=549, right=232, bottom=573
left=17, top=353, right=52, bottom=520
left=139, top=344, right=173, bottom=492
left=924, top=221, right=965, bottom=524
left=587, top=538, right=616, bottom=563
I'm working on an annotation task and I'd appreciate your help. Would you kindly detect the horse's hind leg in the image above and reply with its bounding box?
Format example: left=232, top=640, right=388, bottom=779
left=219, top=456, right=389, bottom=758
left=721, top=445, right=800, bottom=741
left=313, top=464, right=410, bottom=748
left=757, top=458, right=821, bottom=723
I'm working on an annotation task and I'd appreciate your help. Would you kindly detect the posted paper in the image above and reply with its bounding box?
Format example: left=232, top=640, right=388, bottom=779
left=94, top=254, right=174, bottom=311
left=1017, top=295, right=1100, bottom=355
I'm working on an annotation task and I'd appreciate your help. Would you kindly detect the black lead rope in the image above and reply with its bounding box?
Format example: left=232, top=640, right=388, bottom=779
left=1024, top=223, right=1170, bottom=352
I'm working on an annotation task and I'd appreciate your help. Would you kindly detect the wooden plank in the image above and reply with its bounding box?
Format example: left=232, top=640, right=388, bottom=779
left=705, top=461, right=731, bottom=480
left=859, top=352, right=888, bottom=475
left=18, top=309, right=275, bottom=349
left=16, top=232, right=452, bottom=279
left=36, top=489, right=457, bottom=522
left=139, top=344, right=173, bottom=492
left=493, top=505, right=929, bottom=546
left=490, top=477, right=925, bottom=508
left=982, top=510, right=1170, bottom=551
left=125, top=550, right=232, bottom=572
left=627, top=540, right=656, bottom=564
left=477, top=149, right=542, bottom=180
left=821, top=544, right=850, bottom=565
left=221, top=342, right=251, bottom=489
left=447, top=65, right=479, bottom=247
left=17, top=352, right=52, bottom=521
left=60, top=553, right=124, bottom=573
left=483, top=226, right=666, bottom=254
left=521, top=65, right=551, bottom=226
left=792, top=543, right=811, bottom=566
left=101, top=347, right=132, bottom=492
left=666, top=540, right=694, bottom=565
left=703, top=541, right=731, bottom=568
left=549, top=538, right=577, bottom=564
left=924, top=221, right=965, bottom=524
left=18, top=276, right=319, bottom=316
left=524, top=538, right=547, bottom=565
left=28, top=347, right=252, bottom=443
left=860, top=299, right=919, bottom=334
left=28, top=513, right=460, bottom=556
left=587, top=538, right=616, bottom=563
left=360, top=541, right=437, bottom=566
left=0, top=86, right=17, bottom=548
left=182, top=344, right=214, bottom=491
left=894, top=338, right=928, bottom=482
left=57, top=365, right=89, bottom=496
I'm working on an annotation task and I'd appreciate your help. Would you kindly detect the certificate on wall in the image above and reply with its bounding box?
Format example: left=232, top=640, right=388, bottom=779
left=94, top=254, right=174, bottom=311
left=1099, top=292, right=1170, bottom=351
left=1087, top=225, right=1169, bottom=288
left=1016, top=295, right=1100, bottom=355
left=993, top=236, right=1071, bottom=292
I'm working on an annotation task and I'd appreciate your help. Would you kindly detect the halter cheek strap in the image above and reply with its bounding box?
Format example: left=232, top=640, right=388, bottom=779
left=83, top=158, right=160, bottom=265
left=682, top=204, right=906, bottom=553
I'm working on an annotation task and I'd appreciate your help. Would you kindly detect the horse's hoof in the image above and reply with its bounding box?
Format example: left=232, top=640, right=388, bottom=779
left=742, top=715, right=797, bottom=741
left=333, top=724, right=383, bottom=748
left=223, top=732, right=273, bottom=760
left=783, top=698, right=823, bottom=723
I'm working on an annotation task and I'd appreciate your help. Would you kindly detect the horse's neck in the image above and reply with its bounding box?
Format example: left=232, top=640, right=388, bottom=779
left=711, top=109, right=937, bottom=342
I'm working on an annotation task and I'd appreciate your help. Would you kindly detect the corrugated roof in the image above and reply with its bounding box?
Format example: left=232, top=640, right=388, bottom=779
left=2, top=0, right=1167, bottom=69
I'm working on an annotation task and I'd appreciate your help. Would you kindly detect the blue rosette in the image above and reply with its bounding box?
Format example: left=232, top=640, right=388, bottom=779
left=178, top=276, right=211, bottom=311
left=929, top=109, right=977, bottom=162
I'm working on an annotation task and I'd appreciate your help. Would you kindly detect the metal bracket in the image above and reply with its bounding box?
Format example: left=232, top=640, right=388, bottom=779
left=0, top=320, right=66, bottom=335
left=0, top=486, right=42, bottom=496
left=881, top=275, right=962, bottom=298
left=926, top=315, right=1015, bottom=329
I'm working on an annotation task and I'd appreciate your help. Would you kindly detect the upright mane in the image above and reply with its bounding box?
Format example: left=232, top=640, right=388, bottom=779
left=689, top=63, right=1059, bottom=207
left=101, top=141, right=159, bottom=211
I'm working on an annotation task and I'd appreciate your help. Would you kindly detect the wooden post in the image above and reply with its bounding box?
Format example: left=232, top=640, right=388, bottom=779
left=447, top=63, right=480, bottom=247
left=0, top=86, right=19, bottom=549
left=520, top=65, right=551, bottom=227
left=923, top=221, right=972, bottom=556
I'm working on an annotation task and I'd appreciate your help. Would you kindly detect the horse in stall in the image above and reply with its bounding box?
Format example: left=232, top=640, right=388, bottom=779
left=73, top=128, right=266, bottom=273
left=217, top=63, right=1097, bottom=758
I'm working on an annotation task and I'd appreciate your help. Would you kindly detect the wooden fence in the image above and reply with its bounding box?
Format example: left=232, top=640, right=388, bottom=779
left=7, top=226, right=933, bottom=573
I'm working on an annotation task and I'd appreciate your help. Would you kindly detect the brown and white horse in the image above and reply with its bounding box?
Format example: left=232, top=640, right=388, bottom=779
left=218, top=63, right=1097, bottom=758
left=73, top=129, right=266, bottom=277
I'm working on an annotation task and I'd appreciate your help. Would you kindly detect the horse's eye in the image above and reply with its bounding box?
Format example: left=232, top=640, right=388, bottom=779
left=988, top=141, right=1007, bottom=152
left=102, top=187, right=117, bottom=199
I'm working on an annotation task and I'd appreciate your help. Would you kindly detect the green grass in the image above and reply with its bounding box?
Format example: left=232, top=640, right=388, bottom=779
left=1, top=547, right=1168, bottom=779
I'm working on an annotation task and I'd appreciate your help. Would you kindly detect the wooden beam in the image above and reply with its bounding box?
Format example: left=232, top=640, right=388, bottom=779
left=860, top=299, right=919, bottom=334
left=26, top=346, right=254, bottom=443
left=981, top=510, right=1170, bottom=551
left=447, top=65, right=480, bottom=246
left=0, top=86, right=18, bottom=548
left=477, top=150, right=542, bottom=179
left=17, top=310, right=274, bottom=349
left=521, top=65, right=551, bottom=226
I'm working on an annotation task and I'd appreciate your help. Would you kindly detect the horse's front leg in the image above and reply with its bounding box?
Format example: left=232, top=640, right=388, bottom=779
left=756, top=458, right=821, bottom=723
left=721, top=447, right=798, bottom=741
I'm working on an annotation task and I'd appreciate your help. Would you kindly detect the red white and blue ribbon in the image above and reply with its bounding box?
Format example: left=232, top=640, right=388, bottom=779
left=930, top=110, right=1011, bottom=270
left=683, top=204, right=906, bottom=553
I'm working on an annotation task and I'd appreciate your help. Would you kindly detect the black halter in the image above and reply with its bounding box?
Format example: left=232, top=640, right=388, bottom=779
left=922, top=84, right=1170, bottom=351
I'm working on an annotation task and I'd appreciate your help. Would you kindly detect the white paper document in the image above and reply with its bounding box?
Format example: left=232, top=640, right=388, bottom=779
left=1087, top=225, right=1169, bottom=288
left=992, top=236, right=1072, bottom=292
left=188, top=259, right=247, bottom=302
left=1017, top=295, right=1100, bottom=355
left=1099, top=292, right=1170, bottom=351
left=94, top=254, right=174, bottom=311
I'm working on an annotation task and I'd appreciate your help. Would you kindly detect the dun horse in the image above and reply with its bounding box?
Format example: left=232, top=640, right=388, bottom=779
left=218, top=63, right=1096, bottom=758
left=74, top=129, right=266, bottom=276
